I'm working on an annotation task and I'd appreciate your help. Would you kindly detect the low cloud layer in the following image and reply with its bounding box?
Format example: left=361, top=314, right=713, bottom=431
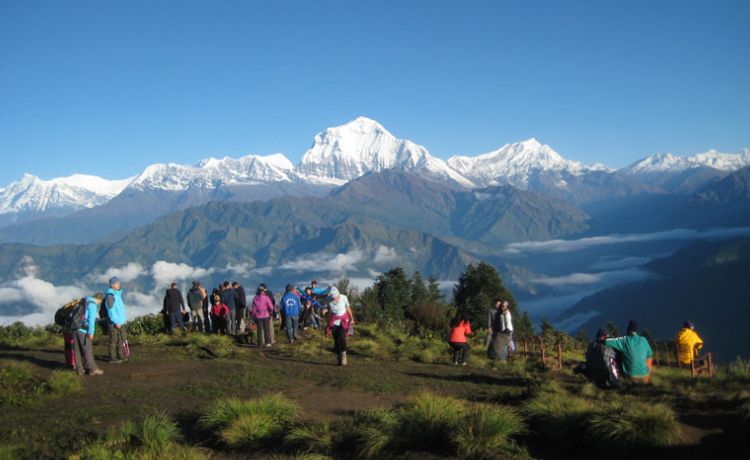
left=504, top=226, right=750, bottom=255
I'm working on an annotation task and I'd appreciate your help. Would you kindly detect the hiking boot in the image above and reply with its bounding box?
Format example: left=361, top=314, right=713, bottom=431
left=341, top=351, right=347, bottom=366
left=88, top=369, right=104, bottom=376
left=109, top=359, right=123, bottom=364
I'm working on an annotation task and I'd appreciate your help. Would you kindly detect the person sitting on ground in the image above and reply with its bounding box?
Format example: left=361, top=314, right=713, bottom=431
left=581, top=328, right=620, bottom=388
left=73, top=293, right=106, bottom=376
left=251, top=286, right=274, bottom=347
left=449, top=311, right=472, bottom=365
left=210, top=294, right=230, bottom=335
left=325, top=286, right=355, bottom=366
left=605, top=320, right=653, bottom=383
left=163, top=282, right=187, bottom=334
left=676, top=321, right=704, bottom=366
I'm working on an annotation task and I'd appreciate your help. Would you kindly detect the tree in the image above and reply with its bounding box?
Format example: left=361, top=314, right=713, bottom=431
left=410, top=271, right=430, bottom=309
left=427, top=275, right=443, bottom=303
left=374, top=267, right=411, bottom=324
left=452, top=262, right=517, bottom=328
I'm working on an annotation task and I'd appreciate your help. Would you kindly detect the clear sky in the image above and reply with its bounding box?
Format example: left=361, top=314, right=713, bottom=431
left=1, top=0, right=749, bottom=185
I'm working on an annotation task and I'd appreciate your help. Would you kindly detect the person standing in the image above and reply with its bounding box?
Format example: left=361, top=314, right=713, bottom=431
left=163, top=282, right=187, bottom=334
left=487, top=299, right=509, bottom=361
left=187, top=281, right=205, bottom=332
left=200, top=282, right=210, bottom=333
left=281, top=284, right=302, bottom=343
left=210, top=294, right=230, bottom=335
left=220, top=281, right=238, bottom=335
left=325, top=287, right=355, bottom=366
left=232, top=281, right=247, bottom=334
left=260, top=283, right=277, bottom=344
left=501, top=300, right=515, bottom=354
left=105, top=277, right=128, bottom=363
left=251, top=286, right=274, bottom=347
left=449, top=311, right=472, bottom=365
left=73, top=293, right=105, bottom=376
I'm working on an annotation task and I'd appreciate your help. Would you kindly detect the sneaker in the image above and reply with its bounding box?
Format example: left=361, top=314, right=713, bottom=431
left=88, top=369, right=104, bottom=376
left=265, top=343, right=272, bottom=348
left=461, top=362, right=467, bottom=366
left=453, top=362, right=459, bottom=366
left=109, top=359, right=123, bottom=364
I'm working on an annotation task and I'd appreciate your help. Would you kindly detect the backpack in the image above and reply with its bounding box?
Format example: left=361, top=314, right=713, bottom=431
left=187, top=289, right=203, bottom=309
left=54, top=298, right=87, bottom=333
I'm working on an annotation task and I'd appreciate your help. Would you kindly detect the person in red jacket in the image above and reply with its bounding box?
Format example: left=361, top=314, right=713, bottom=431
left=449, top=311, right=472, bottom=365
left=210, top=294, right=230, bottom=335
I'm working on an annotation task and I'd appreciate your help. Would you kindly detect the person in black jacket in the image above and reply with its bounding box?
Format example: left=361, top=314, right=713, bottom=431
left=232, top=281, right=247, bottom=333
left=163, top=282, right=186, bottom=334
left=220, top=281, right=238, bottom=335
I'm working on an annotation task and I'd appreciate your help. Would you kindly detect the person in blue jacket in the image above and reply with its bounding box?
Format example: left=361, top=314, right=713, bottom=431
left=281, top=284, right=302, bottom=343
left=105, top=277, right=129, bottom=363
left=73, top=293, right=105, bottom=376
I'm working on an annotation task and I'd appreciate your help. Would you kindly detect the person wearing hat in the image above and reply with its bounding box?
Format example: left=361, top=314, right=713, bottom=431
left=676, top=321, right=704, bottom=365
left=281, top=284, right=302, bottom=343
left=73, top=293, right=106, bottom=376
left=325, top=286, right=355, bottom=366
left=605, top=320, right=653, bottom=382
left=583, top=328, right=620, bottom=388
left=105, top=277, right=129, bottom=363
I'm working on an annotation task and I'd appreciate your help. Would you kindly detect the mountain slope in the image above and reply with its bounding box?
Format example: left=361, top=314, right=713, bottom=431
left=558, top=237, right=750, bottom=361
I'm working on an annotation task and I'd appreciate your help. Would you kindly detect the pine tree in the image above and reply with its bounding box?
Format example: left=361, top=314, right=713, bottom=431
left=427, top=275, right=443, bottom=303
left=452, top=262, right=517, bottom=328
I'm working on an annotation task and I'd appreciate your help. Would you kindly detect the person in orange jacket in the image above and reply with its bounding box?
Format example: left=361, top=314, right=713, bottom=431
left=676, top=321, right=704, bottom=365
left=449, top=311, right=472, bottom=365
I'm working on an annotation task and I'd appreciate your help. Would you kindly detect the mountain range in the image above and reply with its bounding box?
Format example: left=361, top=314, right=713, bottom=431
left=1, top=117, right=748, bottom=245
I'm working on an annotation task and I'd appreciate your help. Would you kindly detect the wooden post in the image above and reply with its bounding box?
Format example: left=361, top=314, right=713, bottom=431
left=707, top=353, right=713, bottom=378
left=557, top=344, right=563, bottom=369
left=523, top=337, right=528, bottom=359
left=539, top=337, right=547, bottom=368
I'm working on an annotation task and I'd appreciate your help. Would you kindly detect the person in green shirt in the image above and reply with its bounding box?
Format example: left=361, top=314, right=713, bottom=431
left=604, top=320, right=653, bottom=383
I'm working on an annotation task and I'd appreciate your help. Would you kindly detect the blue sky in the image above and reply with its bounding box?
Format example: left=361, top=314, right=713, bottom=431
left=1, top=0, right=748, bottom=185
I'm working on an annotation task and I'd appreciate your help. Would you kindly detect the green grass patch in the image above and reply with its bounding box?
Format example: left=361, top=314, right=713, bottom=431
left=0, top=322, right=62, bottom=349
left=171, top=333, right=235, bottom=359
left=347, top=408, right=400, bottom=459
left=284, top=421, right=334, bottom=455
left=0, top=363, right=42, bottom=407
left=453, top=403, right=527, bottom=459
left=585, top=401, right=682, bottom=449
left=45, top=370, right=82, bottom=395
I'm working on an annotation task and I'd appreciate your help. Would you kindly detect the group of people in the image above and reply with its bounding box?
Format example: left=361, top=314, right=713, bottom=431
left=580, top=320, right=705, bottom=388
left=448, top=299, right=515, bottom=366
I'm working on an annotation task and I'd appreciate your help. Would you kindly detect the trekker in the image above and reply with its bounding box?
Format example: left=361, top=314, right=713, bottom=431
left=187, top=281, right=205, bottom=332
left=325, top=287, right=355, bottom=366
left=200, top=282, right=210, bottom=333
left=487, top=299, right=510, bottom=362
left=163, top=282, right=187, bottom=334
left=302, top=287, right=321, bottom=329
left=501, top=301, right=515, bottom=353
left=73, top=293, right=105, bottom=376
left=232, top=281, right=247, bottom=334
left=281, top=284, right=302, bottom=343
left=220, top=281, right=238, bottom=334
left=449, top=311, right=472, bottom=365
left=605, top=320, right=654, bottom=383
left=251, top=286, right=274, bottom=347
left=310, top=279, right=329, bottom=296
left=676, top=321, right=704, bottom=365
left=582, top=328, right=620, bottom=388
left=210, top=295, right=230, bottom=335
left=105, top=277, right=129, bottom=363
left=259, top=283, right=277, bottom=344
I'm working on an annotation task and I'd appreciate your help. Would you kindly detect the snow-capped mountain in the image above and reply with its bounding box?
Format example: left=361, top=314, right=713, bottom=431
left=128, top=153, right=294, bottom=191
left=447, top=138, right=611, bottom=189
left=295, top=117, right=474, bottom=187
left=0, top=173, right=131, bottom=226
left=622, top=149, right=750, bottom=174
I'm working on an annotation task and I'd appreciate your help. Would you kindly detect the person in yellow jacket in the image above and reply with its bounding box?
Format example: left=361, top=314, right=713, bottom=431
left=676, top=321, right=703, bottom=365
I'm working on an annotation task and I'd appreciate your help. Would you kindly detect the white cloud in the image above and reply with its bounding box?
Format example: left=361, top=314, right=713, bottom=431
left=530, top=268, right=652, bottom=288
left=373, top=245, right=399, bottom=264
left=503, top=226, right=750, bottom=255
left=150, top=261, right=215, bottom=288
left=93, top=262, right=145, bottom=284
left=279, top=250, right=365, bottom=273
left=531, top=273, right=603, bottom=287
left=0, top=276, right=89, bottom=327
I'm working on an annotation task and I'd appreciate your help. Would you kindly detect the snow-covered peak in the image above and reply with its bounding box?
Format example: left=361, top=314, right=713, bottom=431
left=295, top=117, right=474, bottom=187
left=129, top=153, right=295, bottom=191
left=623, top=148, right=750, bottom=174
left=447, top=139, right=609, bottom=188
left=0, top=173, right=131, bottom=218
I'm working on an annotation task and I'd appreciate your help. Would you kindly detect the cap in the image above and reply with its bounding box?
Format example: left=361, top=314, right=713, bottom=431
left=108, top=276, right=120, bottom=286
left=329, top=286, right=340, bottom=297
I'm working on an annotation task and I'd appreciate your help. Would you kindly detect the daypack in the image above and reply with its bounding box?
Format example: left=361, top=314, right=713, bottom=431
left=54, top=298, right=87, bottom=333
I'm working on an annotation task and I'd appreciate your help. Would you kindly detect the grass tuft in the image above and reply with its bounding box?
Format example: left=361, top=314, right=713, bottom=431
left=585, top=401, right=682, bottom=449
left=453, top=403, right=527, bottom=459
left=399, top=392, right=466, bottom=452
left=285, top=422, right=333, bottom=455
left=45, top=370, right=82, bottom=395
left=348, top=409, right=399, bottom=459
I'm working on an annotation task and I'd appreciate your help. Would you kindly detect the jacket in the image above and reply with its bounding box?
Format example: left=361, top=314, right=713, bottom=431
left=605, top=334, right=653, bottom=378
left=187, top=287, right=204, bottom=309
left=235, top=286, right=247, bottom=309
left=251, top=294, right=274, bottom=320
left=105, top=288, right=127, bottom=326
left=163, top=288, right=185, bottom=314
left=79, top=297, right=99, bottom=336
left=449, top=320, right=472, bottom=343
left=281, top=291, right=301, bottom=317
left=221, top=288, right=238, bottom=310
left=676, top=328, right=704, bottom=365
left=211, top=302, right=229, bottom=318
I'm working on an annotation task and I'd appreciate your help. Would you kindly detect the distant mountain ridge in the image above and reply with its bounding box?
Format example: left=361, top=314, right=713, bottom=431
left=1, top=116, right=748, bottom=243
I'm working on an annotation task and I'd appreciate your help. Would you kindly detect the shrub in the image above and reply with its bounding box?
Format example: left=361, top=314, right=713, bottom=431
left=726, top=357, right=750, bottom=380
left=399, top=393, right=466, bottom=453
left=585, top=401, right=682, bottom=449
left=348, top=409, right=399, bottom=459
left=285, top=422, right=334, bottom=455
left=453, top=404, right=527, bottom=459
left=523, top=392, right=595, bottom=447
left=178, top=334, right=234, bottom=359
left=45, top=370, right=82, bottom=395
left=0, top=322, right=61, bottom=348
left=126, top=314, right=166, bottom=336
left=201, top=394, right=299, bottom=449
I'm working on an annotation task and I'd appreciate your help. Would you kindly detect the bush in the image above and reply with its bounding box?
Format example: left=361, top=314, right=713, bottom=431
left=284, top=422, right=334, bottom=455
left=523, top=391, right=595, bottom=447
left=201, top=394, right=299, bottom=449
left=726, top=357, right=750, bottom=380
left=0, top=363, right=41, bottom=406
left=45, top=370, right=82, bottom=395
left=175, top=334, right=234, bottom=359
left=453, top=403, right=526, bottom=459
left=585, top=401, right=682, bottom=449
left=0, top=322, right=61, bottom=349
left=348, top=409, right=399, bottom=459
left=127, top=315, right=167, bottom=336
left=399, top=393, right=466, bottom=453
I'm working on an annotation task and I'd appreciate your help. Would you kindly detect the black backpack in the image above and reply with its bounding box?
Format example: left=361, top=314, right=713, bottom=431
left=54, top=298, right=87, bottom=333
